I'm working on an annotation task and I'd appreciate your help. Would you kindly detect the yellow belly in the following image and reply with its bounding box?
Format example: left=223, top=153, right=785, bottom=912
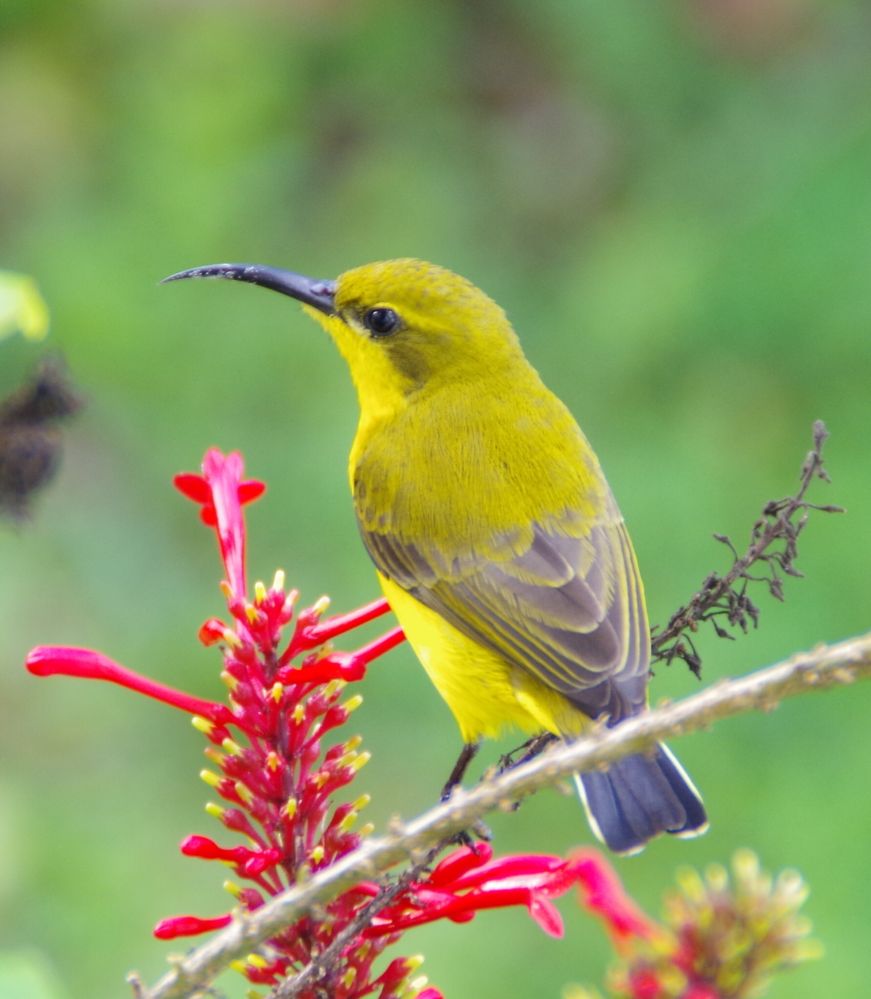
left=379, top=573, right=589, bottom=743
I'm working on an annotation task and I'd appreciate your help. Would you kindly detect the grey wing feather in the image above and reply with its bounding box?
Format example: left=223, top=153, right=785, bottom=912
left=359, top=514, right=650, bottom=723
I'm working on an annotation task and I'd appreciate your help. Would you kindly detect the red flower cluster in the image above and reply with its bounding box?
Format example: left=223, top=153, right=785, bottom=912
left=571, top=850, right=819, bottom=999
left=26, top=448, right=636, bottom=998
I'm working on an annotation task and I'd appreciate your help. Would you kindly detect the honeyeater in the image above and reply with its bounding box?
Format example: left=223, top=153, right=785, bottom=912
left=165, top=258, right=708, bottom=854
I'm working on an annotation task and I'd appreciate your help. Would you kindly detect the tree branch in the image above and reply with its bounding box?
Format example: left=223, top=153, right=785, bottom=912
left=129, top=628, right=871, bottom=999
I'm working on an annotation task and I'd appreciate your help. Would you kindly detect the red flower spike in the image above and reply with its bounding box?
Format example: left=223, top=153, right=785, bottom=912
left=29, top=448, right=659, bottom=997
left=26, top=647, right=234, bottom=725
left=154, top=913, right=232, bottom=940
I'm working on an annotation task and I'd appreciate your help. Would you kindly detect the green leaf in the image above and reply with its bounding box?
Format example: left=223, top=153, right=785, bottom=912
left=0, top=272, right=50, bottom=342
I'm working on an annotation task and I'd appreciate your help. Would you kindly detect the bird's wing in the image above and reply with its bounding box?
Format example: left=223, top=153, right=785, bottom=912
left=359, top=507, right=649, bottom=722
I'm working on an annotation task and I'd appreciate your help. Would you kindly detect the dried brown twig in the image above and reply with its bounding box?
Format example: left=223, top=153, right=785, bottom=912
left=650, top=420, right=843, bottom=677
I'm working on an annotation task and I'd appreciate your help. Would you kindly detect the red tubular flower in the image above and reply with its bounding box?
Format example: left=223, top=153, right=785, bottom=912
left=284, top=596, right=393, bottom=660
left=570, top=848, right=657, bottom=949
left=367, top=844, right=626, bottom=942
left=25, top=646, right=233, bottom=727
left=180, top=834, right=282, bottom=876
left=154, top=913, right=233, bottom=940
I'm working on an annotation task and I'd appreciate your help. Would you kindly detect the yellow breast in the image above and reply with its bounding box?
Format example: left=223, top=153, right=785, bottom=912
left=378, top=573, right=589, bottom=743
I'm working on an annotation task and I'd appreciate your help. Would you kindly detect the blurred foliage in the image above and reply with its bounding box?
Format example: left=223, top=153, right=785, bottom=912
left=0, top=360, right=81, bottom=519
left=1, top=1, right=869, bottom=997
left=0, top=272, right=49, bottom=342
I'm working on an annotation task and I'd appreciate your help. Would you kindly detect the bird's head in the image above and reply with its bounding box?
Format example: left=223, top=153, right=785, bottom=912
left=163, top=258, right=524, bottom=413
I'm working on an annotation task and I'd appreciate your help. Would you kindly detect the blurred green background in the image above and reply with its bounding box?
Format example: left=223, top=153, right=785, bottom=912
left=1, top=1, right=869, bottom=996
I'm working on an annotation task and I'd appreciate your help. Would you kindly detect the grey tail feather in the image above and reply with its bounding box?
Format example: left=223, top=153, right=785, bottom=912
left=574, top=743, right=708, bottom=856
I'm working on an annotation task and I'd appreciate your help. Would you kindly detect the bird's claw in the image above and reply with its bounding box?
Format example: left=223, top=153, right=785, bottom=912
left=449, top=820, right=492, bottom=848
left=497, top=732, right=556, bottom=775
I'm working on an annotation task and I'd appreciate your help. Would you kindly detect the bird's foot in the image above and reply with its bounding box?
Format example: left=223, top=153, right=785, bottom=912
left=449, top=819, right=492, bottom=849
left=497, top=732, right=557, bottom=775
left=440, top=740, right=481, bottom=802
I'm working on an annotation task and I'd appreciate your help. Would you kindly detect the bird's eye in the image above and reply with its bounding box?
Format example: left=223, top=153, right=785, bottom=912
left=364, top=307, right=400, bottom=337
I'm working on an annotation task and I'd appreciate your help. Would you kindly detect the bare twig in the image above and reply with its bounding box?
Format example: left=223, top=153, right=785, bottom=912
left=269, top=841, right=447, bottom=999
left=650, top=420, right=843, bottom=677
left=130, top=629, right=871, bottom=999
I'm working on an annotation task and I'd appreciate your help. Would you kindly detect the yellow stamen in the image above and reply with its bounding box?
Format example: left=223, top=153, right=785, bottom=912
left=350, top=750, right=371, bottom=772
left=338, top=810, right=358, bottom=833
left=222, top=628, right=242, bottom=649
left=191, top=716, right=214, bottom=735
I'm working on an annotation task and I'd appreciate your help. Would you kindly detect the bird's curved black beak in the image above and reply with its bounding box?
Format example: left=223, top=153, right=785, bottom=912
left=161, top=263, right=336, bottom=316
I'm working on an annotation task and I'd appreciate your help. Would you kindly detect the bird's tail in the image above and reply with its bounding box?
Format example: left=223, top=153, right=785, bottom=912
left=574, top=743, right=708, bottom=855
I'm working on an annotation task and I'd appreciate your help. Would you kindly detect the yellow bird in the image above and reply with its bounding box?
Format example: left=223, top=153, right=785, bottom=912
left=165, top=258, right=707, bottom=854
